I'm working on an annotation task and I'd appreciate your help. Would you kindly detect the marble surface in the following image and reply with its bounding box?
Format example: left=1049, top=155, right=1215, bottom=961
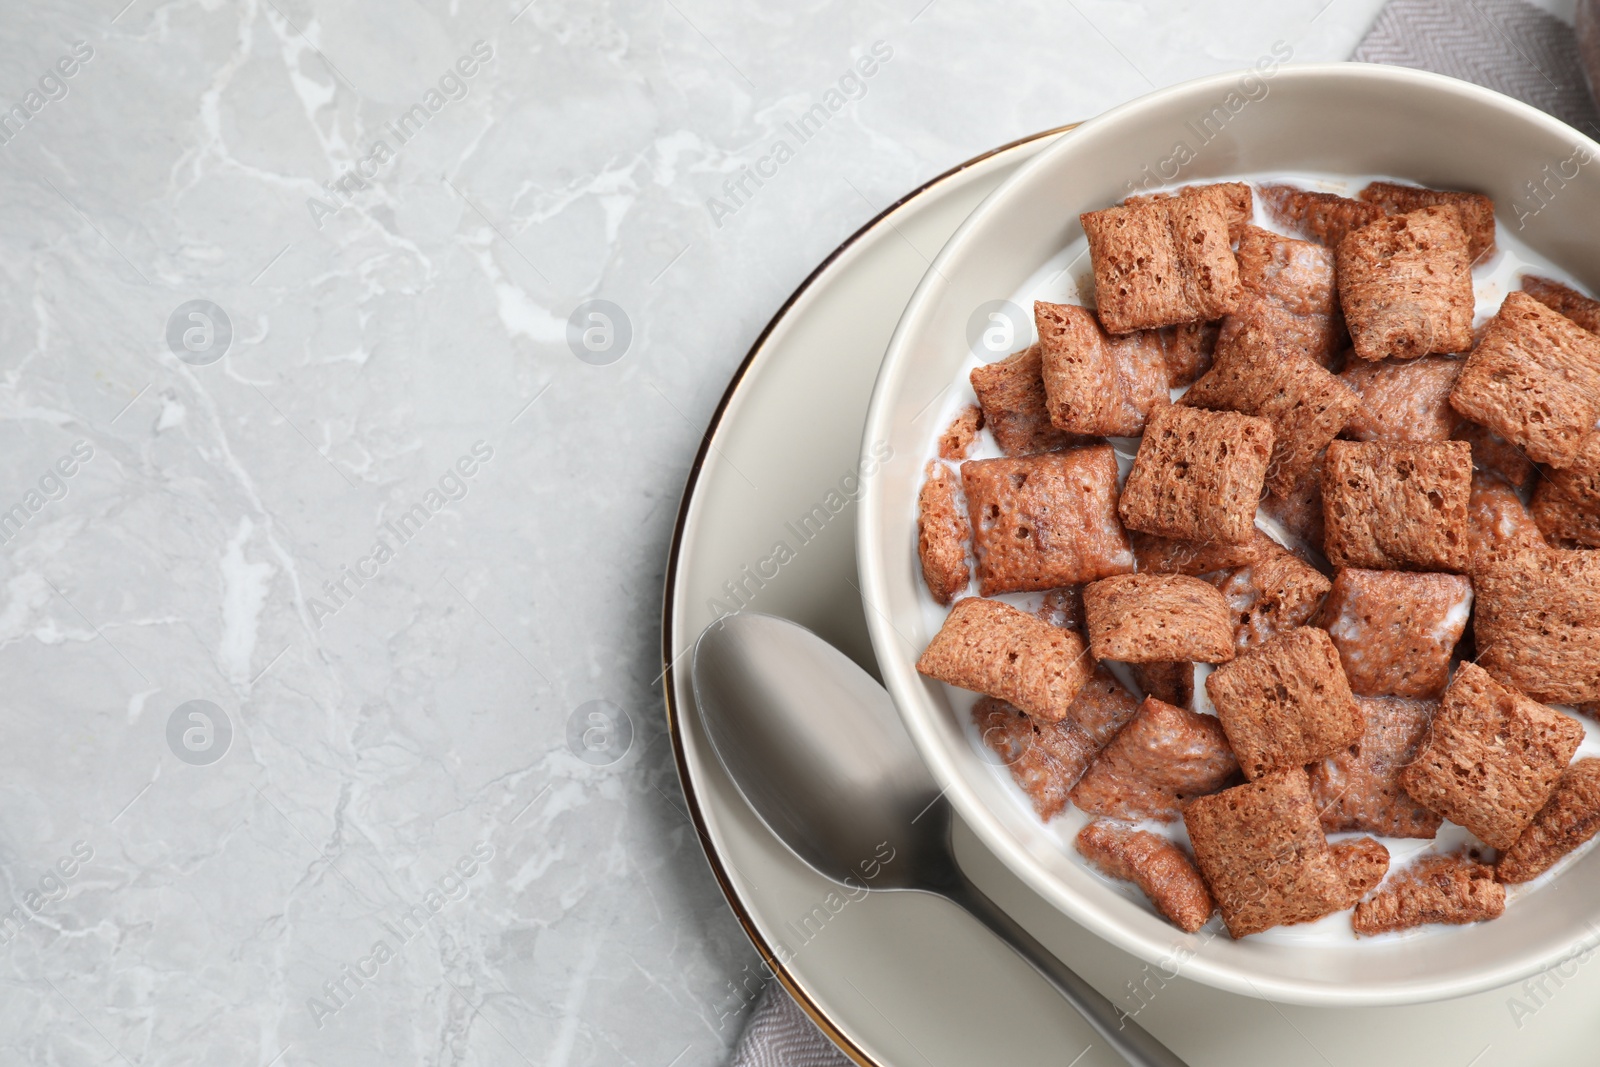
left=3, top=1, right=1579, bottom=1063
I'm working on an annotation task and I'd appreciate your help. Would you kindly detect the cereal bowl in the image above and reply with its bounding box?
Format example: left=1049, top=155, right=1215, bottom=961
left=857, top=63, right=1600, bottom=1006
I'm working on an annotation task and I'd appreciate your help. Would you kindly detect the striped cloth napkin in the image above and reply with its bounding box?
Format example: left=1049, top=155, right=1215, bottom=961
left=726, top=3, right=1597, bottom=1063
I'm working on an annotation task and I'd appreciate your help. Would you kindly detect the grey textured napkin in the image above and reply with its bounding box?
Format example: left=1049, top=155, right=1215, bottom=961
left=725, top=3, right=1596, bottom=1063
left=1353, top=0, right=1600, bottom=136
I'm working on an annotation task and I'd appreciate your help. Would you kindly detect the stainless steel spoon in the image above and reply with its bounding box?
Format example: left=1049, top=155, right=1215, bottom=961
left=690, top=611, right=1188, bottom=1067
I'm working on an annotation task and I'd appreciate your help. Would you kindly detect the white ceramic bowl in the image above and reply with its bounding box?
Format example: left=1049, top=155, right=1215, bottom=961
left=858, top=63, right=1600, bottom=1006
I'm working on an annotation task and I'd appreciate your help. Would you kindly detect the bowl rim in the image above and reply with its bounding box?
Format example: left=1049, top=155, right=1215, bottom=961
left=857, top=60, right=1600, bottom=1007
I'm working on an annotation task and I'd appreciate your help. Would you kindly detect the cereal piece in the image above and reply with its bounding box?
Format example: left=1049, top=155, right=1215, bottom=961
left=1084, top=573, right=1237, bottom=664
left=1153, top=320, right=1219, bottom=388
left=1129, top=661, right=1194, bottom=707
left=974, top=697, right=1095, bottom=819
left=1206, top=532, right=1332, bottom=651
left=1454, top=419, right=1537, bottom=491
left=1119, top=404, right=1275, bottom=545
left=1127, top=181, right=1253, bottom=243
left=1036, top=585, right=1086, bottom=635
left=1450, top=292, right=1600, bottom=468
left=1521, top=274, right=1600, bottom=334
left=1035, top=302, right=1170, bottom=437
left=962, top=446, right=1135, bottom=595
left=1130, top=531, right=1261, bottom=577
left=1262, top=460, right=1327, bottom=556
left=1320, top=440, right=1472, bottom=572
left=1182, top=767, right=1356, bottom=937
left=917, top=597, right=1094, bottom=723
left=1206, top=627, right=1363, bottom=781
left=1218, top=225, right=1344, bottom=369
left=1400, top=662, right=1585, bottom=848
left=974, top=674, right=1140, bottom=820
left=1545, top=431, right=1600, bottom=514
left=1357, top=181, right=1497, bottom=262
left=1336, top=206, right=1475, bottom=361
left=1329, top=837, right=1391, bottom=908
left=1468, top=471, right=1545, bottom=571
left=1080, top=185, right=1243, bottom=333
left=969, top=344, right=1088, bottom=457
left=1351, top=853, right=1505, bottom=936
left=1183, top=335, right=1358, bottom=497
left=1531, top=479, right=1600, bottom=549
left=1309, top=696, right=1443, bottom=837
left=1259, top=184, right=1386, bottom=249
left=1473, top=547, right=1600, bottom=704
left=1497, top=759, right=1600, bottom=883
left=1314, top=568, right=1472, bottom=697
left=917, top=464, right=970, bottom=605
left=1077, top=820, right=1215, bottom=933
left=1070, top=697, right=1241, bottom=821
left=938, top=404, right=983, bottom=460
left=1338, top=356, right=1463, bottom=443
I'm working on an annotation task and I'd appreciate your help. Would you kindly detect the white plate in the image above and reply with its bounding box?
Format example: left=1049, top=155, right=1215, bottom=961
left=662, top=126, right=1600, bottom=1065
left=858, top=63, right=1600, bottom=1006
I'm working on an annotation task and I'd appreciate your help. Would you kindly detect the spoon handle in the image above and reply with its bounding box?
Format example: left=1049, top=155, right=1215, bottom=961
left=938, top=870, right=1190, bottom=1067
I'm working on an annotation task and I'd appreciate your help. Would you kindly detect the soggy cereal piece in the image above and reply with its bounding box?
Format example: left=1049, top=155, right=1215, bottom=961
left=1035, top=301, right=1171, bottom=437
left=1129, top=661, right=1194, bottom=707
left=1357, top=181, right=1497, bottom=262
left=1454, top=418, right=1538, bottom=491
left=1521, top=274, right=1600, bottom=335
left=1217, top=225, right=1345, bottom=368
left=1126, top=181, right=1253, bottom=243
left=1498, top=759, right=1600, bottom=883
left=1036, top=585, right=1086, bottom=635
left=1206, top=627, right=1363, bottom=781
left=1084, top=573, right=1237, bottom=664
left=1338, top=357, right=1463, bottom=443
left=974, top=679, right=1139, bottom=820
left=1183, top=336, right=1358, bottom=498
left=917, top=597, right=1094, bottom=723
left=1130, top=531, right=1261, bottom=577
left=1473, top=546, right=1600, bottom=704
left=1077, top=820, right=1216, bottom=932
left=918, top=464, right=971, bottom=605
left=1153, top=320, right=1220, bottom=388
left=974, top=697, right=1096, bottom=819
left=1259, top=184, right=1386, bottom=249
left=1070, top=697, right=1241, bottom=821
left=1400, top=662, right=1585, bottom=848
left=1351, top=853, right=1506, bottom=936
left=962, top=446, right=1135, bottom=595
left=1206, top=532, right=1333, bottom=651
left=1531, top=479, right=1600, bottom=549
left=1545, top=431, right=1600, bottom=515
left=938, top=404, right=983, bottom=460
left=1119, top=404, right=1275, bottom=545
left=1309, top=696, right=1443, bottom=837
left=1183, top=767, right=1355, bottom=937
left=1262, top=460, right=1328, bottom=556
left=1336, top=206, right=1476, bottom=361
left=1329, top=837, right=1391, bottom=908
left=969, top=344, right=1090, bottom=457
left=1450, top=292, right=1600, bottom=468
left=1320, top=440, right=1473, bottom=572
left=1068, top=665, right=1148, bottom=747
left=1468, top=471, right=1545, bottom=571
left=1080, top=185, right=1244, bottom=333
left=1314, top=568, right=1472, bottom=698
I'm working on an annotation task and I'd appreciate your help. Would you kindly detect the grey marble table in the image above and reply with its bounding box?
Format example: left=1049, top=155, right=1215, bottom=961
left=0, top=0, right=1498, bottom=1063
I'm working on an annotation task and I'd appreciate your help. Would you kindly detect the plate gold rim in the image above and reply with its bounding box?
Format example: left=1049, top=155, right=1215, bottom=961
left=658, top=122, right=1079, bottom=1066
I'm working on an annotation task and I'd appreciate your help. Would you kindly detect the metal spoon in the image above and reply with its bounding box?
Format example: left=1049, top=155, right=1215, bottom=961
left=691, top=611, right=1188, bottom=1067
